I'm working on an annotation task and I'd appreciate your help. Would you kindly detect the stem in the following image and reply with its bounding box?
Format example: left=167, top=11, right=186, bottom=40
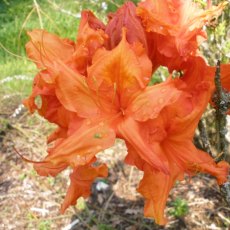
left=213, top=60, right=230, bottom=206
left=214, top=60, right=228, bottom=161
left=34, top=0, right=43, bottom=29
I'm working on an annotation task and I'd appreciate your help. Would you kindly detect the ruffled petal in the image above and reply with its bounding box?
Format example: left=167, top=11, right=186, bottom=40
left=138, top=0, right=227, bottom=45
left=71, top=11, right=107, bottom=75
left=23, top=70, right=77, bottom=129
left=61, top=164, right=108, bottom=213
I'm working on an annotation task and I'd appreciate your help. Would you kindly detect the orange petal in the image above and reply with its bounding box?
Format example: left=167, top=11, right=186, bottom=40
left=23, top=70, right=77, bottom=128
left=128, top=78, right=182, bottom=121
left=138, top=163, right=183, bottom=225
left=87, top=29, right=152, bottom=109
left=118, top=117, right=169, bottom=174
left=77, top=11, right=107, bottom=51
left=54, top=61, right=100, bottom=118
left=45, top=121, right=116, bottom=167
left=164, top=140, right=229, bottom=185
left=151, top=59, right=214, bottom=141
left=26, top=30, right=74, bottom=69
left=60, top=164, right=108, bottom=213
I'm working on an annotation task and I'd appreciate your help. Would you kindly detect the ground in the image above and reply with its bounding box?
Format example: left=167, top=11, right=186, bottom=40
left=0, top=96, right=229, bottom=230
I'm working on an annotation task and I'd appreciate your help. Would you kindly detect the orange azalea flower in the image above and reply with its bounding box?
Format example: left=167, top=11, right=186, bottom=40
left=38, top=30, right=182, bottom=172
left=23, top=2, right=230, bottom=224
left=137, top=0, right=228, bottom=71
left=125, top=57, right=229, bottom=225
left=24, top=29, right=183, bottom=212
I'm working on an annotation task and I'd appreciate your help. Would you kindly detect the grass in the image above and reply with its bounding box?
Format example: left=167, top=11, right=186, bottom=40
left=0, top=0, right=81, bottom=61
left=0, top=59, right=34, bottom=97
left=0, top=0, right=80, bottom=98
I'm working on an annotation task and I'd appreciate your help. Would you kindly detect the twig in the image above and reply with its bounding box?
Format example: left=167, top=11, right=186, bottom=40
left=213, top=60, right=229, bottom=161
left=220, top=176, right=230, bottom=206
left=217, top=212, right=230, bottom=224
left=62, top=219, right=80, bottom=230
left=17, top=6, right=36, bottom=53
left=213, top=60, right=230, bottom=206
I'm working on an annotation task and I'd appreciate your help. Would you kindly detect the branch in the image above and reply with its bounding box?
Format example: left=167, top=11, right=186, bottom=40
left=213, top=60, right=229, bottom=161
left=213, top=60, right=230, bottom=206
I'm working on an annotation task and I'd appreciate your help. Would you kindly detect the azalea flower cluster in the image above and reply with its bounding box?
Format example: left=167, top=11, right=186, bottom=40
left=24, top=0, right=230, bottom=225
